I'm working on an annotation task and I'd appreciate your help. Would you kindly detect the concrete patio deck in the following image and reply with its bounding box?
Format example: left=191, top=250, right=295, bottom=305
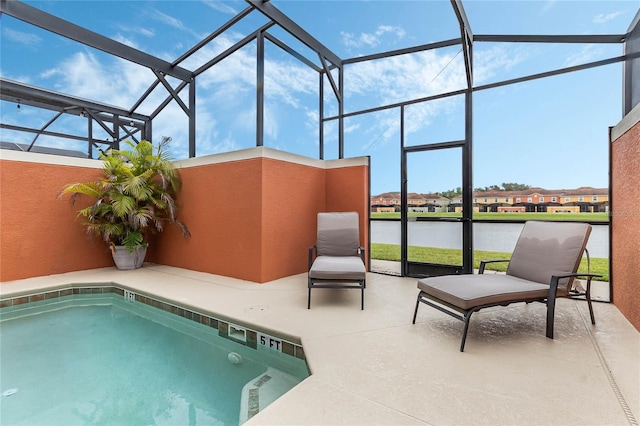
left=1, top=264, right=638, bottom=425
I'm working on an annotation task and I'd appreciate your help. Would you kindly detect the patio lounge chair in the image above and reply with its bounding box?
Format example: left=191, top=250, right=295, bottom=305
left=412, top=221, right=599, bottom=351
left=308, top=212, right=366, bottom=309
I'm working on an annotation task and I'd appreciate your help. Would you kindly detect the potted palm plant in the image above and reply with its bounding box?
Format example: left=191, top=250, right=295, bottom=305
left=60, top=137, right=190, bottom=269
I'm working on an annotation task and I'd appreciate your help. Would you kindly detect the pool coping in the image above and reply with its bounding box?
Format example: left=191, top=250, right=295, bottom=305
left=0, top=282, right=306, bottom=364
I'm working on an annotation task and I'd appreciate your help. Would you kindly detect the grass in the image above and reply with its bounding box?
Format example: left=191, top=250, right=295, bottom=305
left=371, top=243, right=609, bottom=282
left=371, top=212, right=609, bottom=222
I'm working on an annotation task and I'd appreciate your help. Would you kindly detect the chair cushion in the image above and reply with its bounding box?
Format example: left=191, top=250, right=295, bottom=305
left=316, top=212, right=360, bottom=256
left=309, top=256, right=366, bottom=280
left=417, top=274, right=550, bottom=311
left=507, top=221, right=591, bottom=287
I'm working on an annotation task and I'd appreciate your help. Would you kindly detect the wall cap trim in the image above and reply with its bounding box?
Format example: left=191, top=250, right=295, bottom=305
left=612, top=102, right=640, bottom=142
left=174, top=147, right=368, bottom=170
left=0, top=146, right=369, bottom=170
left=0, top=149, right=102, bottom=168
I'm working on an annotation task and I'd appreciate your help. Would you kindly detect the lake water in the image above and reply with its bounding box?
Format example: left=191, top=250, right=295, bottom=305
left=371, top=220, right=609, bottom=258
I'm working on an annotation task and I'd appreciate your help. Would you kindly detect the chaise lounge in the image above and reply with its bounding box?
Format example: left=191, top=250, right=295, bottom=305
left=308, top=212, right=366, bottom=310
left=412, top=220, right=600, bottom=351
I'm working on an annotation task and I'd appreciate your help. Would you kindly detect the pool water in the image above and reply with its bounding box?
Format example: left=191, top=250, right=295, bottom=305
left=0, top=293, right=308, bottom=425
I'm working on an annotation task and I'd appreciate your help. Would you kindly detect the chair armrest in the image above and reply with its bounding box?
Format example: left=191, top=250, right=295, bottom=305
left=549, top=272, right=602, bottom=295
left=479, top=259, right=510, bottom=274
left=565, top=273, right=602, bottom=279
left=568, top=273, right=601, bottom=296
left=308, top=246, right=316, bottom=270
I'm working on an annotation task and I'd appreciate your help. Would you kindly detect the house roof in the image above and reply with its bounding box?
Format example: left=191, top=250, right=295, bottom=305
left=374, top=186, right=609, bottom=201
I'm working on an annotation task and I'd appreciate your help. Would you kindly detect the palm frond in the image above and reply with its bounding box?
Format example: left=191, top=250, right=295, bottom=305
left=111, top=193, right=137, bottom=217
left=59, top=182, right=104, bottom=200
left=60, top=138, right=189, bottom=247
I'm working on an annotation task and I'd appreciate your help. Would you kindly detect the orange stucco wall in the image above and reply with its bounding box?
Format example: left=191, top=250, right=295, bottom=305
left=148, top=156, right=265, bottom=281
left=611, top=110, right=640, bottom=332
left=151, top=150, right=370, bottom=283
left=0, top=157, right=113, bottom=281
left=326, top=163, right=370, bottom=260
left=260, top=158, right=326, bottom=282
left=1, top=148, right=369, bottom=284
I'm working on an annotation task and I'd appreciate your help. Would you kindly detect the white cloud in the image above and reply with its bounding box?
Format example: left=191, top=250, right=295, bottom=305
left=338, top=43, right=533, bottom=152
left=344, top=49, right=466, bottom=104
left=540, top=0, right=558, bottom=15
left=2, top=28, right=41, bottom=46
left=341, top=31, right=359, bottom=49
left=304, top=109, right=320, bottom=141
left=360, top=33, right=378, bottom=48
left=150, top=9, right=200, bottom=39
left=35, top=39, right=487, bottom=157
left=360, top=114, right=399, bottom=152
left=263, top=104, right=278, bottom=140
left=179, top=30, right=318, bottom=142
left=138, top=28, right=155, bottom=38
left=39, top=51, right=155, bottom=109
left=376, top=25, right=406, bottom=40
left=179, top=31, right=248, bottom=76
left=339, top=48, right=469, bottom=151
left=0, top=70, right=35, bottom=85
left=149, top=102, right=196, bottom=157
left=474, top=45, right=529, bottom=84
left=341, top=25, right=406, bottom=50
left=115, top=24, right=155, bottom=38
left=208, top=134, right=241, bottom=154
left=152, top=9, right=188, bottom=31
left=27, top=16, right=526, bottom=159
left=201, top=0, right=238, bottom=15
left=344, top=122, right=361, bottom=134
left=265, top=60, right=317, bottom=108
left=593, top=11, right=623, bottom=24
left=112, top=34, right=139, bottom=49
left=564, top=45, right=602, bottom=67
left=192, top=102, right=219, bottom=154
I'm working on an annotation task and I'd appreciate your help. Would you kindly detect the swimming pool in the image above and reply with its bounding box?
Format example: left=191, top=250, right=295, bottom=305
left=0, top=286, right=309, bottom=425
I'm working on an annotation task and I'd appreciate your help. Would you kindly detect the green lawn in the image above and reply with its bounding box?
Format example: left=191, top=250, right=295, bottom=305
left=371, top=243, right=609, bottom=281
left=371, top=211, right=609, bottom=222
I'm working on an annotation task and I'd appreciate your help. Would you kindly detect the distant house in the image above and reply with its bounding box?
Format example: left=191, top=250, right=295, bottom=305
left=474, top=187, right=608, bottom=213
left=371, top=192, right=401, bottom=212
left=373, top=187, right=608, bottom=213
left=371, top=192, right=451, bottom=213
left=412, top=193, right=451, bottom=213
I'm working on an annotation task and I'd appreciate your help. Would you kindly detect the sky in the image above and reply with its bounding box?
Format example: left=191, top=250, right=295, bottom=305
left=1, top=0, right=638, bottom=195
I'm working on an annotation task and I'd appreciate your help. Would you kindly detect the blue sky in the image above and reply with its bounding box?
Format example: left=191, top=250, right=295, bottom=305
left=1, top=0, right=638, bottom=195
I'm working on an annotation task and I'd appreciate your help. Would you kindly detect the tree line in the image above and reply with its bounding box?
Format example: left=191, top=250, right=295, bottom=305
left=437, top=183, right=531, bottom=199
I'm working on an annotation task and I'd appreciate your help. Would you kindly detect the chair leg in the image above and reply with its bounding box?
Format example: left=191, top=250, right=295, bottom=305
left=586, top=279, right=596, bottom=325
left=586, top=298, right=595, bottom=325
left=361, top=281, right=365, bottom=310
left=546, top=293, right=557, bottom=339
left=412, top=293, right=422, bottom=324
left=307, top=278, right=312, bottom=309
left=460, top=312, right=473, bottom=352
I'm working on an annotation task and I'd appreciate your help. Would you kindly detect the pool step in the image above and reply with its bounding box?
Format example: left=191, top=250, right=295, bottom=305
left=239, top=367, right=301, bottom=424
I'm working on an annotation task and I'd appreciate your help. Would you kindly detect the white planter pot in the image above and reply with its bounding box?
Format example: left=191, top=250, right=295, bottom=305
left=111, top=245, right=147, bottom=270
